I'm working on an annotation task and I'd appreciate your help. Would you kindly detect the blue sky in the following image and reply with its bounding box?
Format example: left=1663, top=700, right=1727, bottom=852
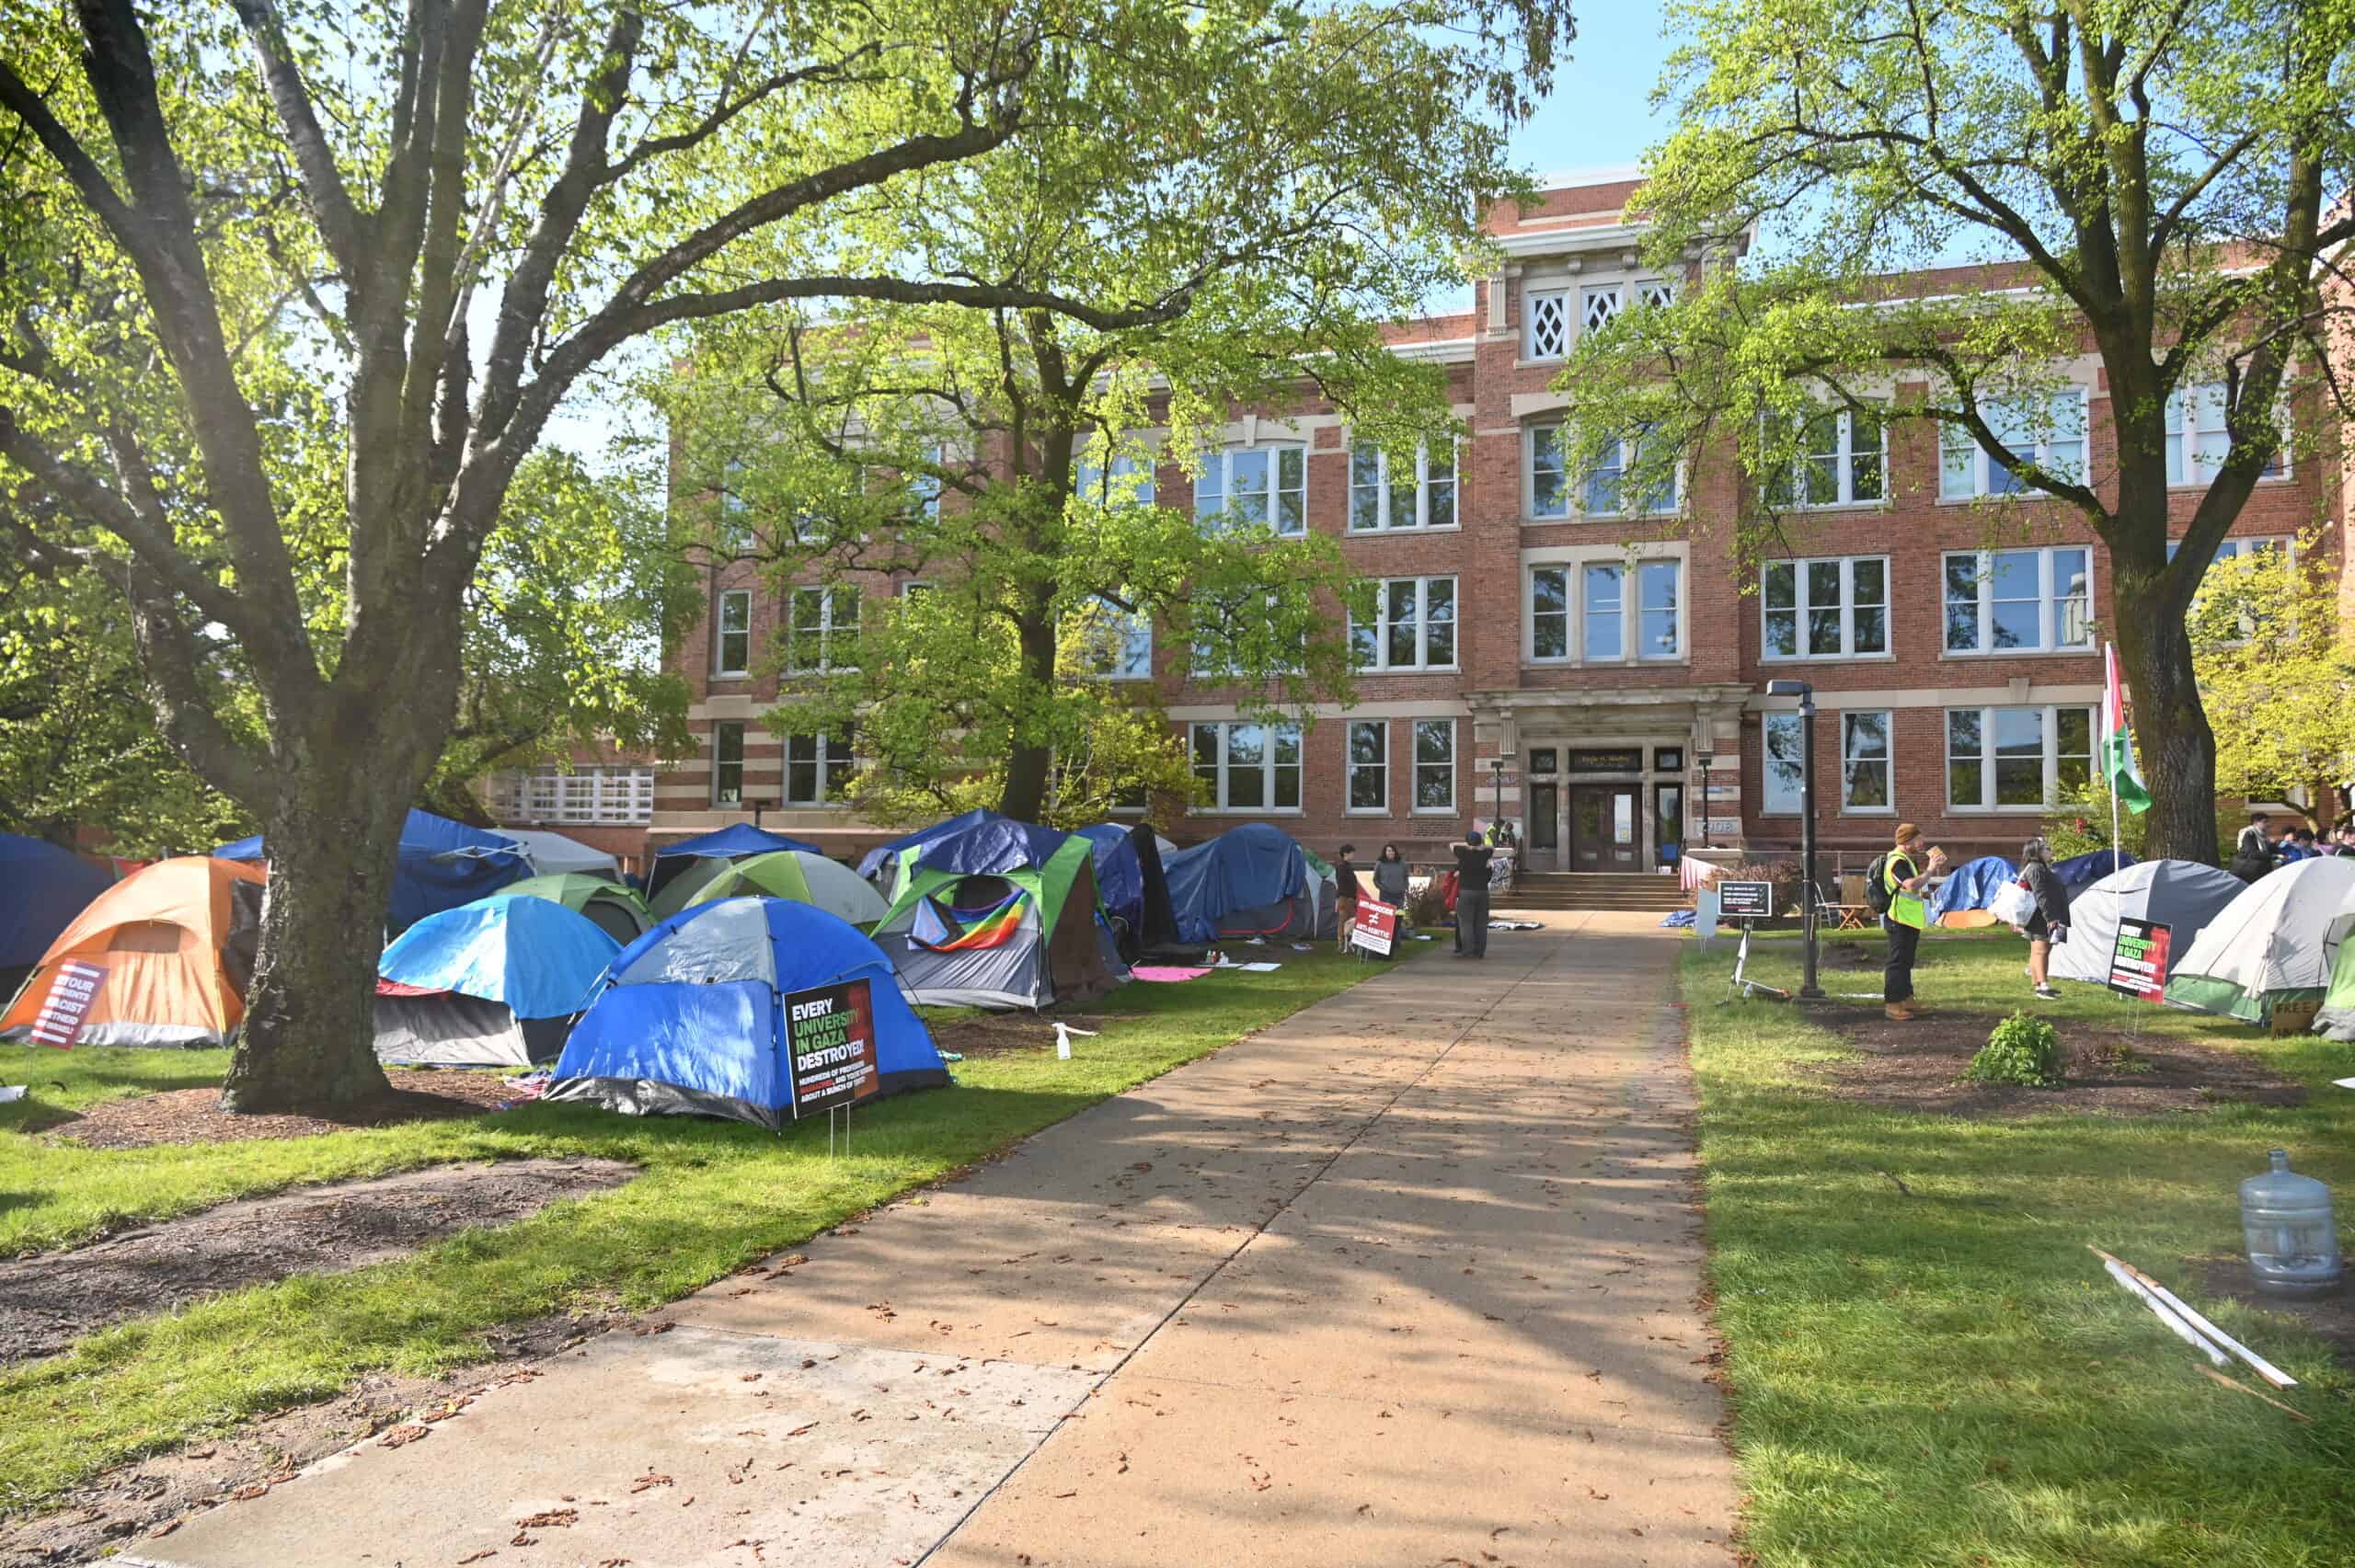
left=1510, top=3, right=1677, bottom=181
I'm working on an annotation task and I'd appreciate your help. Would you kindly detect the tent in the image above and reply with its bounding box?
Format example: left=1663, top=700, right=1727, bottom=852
left=1, top=856, right=266, bottom=1047
left=2164, top=856, right=2355, bottom=1023
left=373, top=895, right=620, bottom=1068
left=1, top=834, right=116, bottom=1001
left=869, top=835, right=1121, bottom=1009
left=647, top=823, right=825, bottom=910
left=1077, top=823, right=1181, bottom=953
left=1163, top=823, right=1326, bottom=943
left=214, top=808, right=528, bottom=934
left=682, top=850, right=890, bottom=926
left=857, top=809, right=1072, bottom=899
left=501, top=829, right=622, bottom=880
left=2053, top=849, right=2135, bottom=890
left=2049, top=859, right=2246, bottom=987
left=1298, top=848, right=1343, bottom=941
left=546, top=898, right=948, bottom=1130
left=1929, top=855, right=2018, bottom=928
left=2312, top=938, right=2355, bottom=1040
left=496, top=873, right=655, bottom=944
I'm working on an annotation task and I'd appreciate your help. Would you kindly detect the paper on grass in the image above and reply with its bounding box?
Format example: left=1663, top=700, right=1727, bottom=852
left=1214, top=960, right=1283, bottom=972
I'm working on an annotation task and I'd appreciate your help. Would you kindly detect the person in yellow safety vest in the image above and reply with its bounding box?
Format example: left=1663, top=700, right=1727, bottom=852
left=1881, top=822, right=1946, bottom=1021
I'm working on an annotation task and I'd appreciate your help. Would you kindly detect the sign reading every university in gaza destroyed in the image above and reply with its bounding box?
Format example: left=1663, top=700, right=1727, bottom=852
left=2106, top=918, right=2172, bottom=1003
left=786, top=979, right=880, bottom=1117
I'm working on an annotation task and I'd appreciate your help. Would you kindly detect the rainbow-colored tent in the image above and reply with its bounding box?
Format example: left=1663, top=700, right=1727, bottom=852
left=868, top=835, right=1122, bottom=1010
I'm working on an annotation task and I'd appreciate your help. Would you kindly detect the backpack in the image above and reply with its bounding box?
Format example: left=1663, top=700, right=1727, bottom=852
left=1864, top=853, right=1895, bottom=915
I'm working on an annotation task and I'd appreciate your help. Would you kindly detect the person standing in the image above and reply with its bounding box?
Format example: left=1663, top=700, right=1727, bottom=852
left=2236, top=813, right=2270, bottom=860
left=2018, top=838, right=2072, bottom=1001
left=1453, top=827, right=1495, bottom=959
left=1333, top=843, right=1360, bottom=937
left=1373, top=842, right=1409, bottom=909
left=1880, top=822, right=1944, bottom=1020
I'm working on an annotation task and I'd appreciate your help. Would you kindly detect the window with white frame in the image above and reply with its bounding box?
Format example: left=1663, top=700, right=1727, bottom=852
left=1347, top=720, right=1388, bottom=812
left=1190, top=721, right=1303, bottom=812
left=1582, top=432, right=1676, bottom=515
left=1765, top=407, right=1884, bottom=508
left=1412, top=719, right=1455, bottom=812
left=1947, top=704, right=2094, bottom=810
left=1581, top=285, right=1621, bottom=332
left=1076, top=452, right=1155, bottom=507
left=1942, top=547, right=2092, bottom=654
left=1528, top=558, right=1684, bottom=663
left=714, top=589, right=752, bottom=676
left=1349, top=441, right=1456, bottom=531
left=1353, top=576, right=1457, bottom=670
left=1194, top=446, right=1305, bottom=535
left=1528, top=423, right=1570, bottom=518
left=1189, top=589, right=1300, bottom=681
left=1637, top=279, right=1675, bottom=309
left=787, top=586, right=859, bottom=672
left=496, top=765, right=655, bottom=826
left=716, top=459, right=754, bottom=554
left=2168, top=535, right=2293, bottom=567
left=908, top=445, right=942, bottom=519
left=1078, top=595, right=1154, bottom=680
left=1761, top=712, right=1804, bottom=815
left=2166, top=383, right=2288, bottom=486
left=785, top=730, right=854, bottom=805
left=713, top=721, right=745, bottom=807
left=1840, top=711, right=1893, bottom=811
left=1763, top=556, right=1888, bottom=659
left=1636, top=560, right=1680, bottom=658
left=1526, top=292, right=1568, bottom=359
left=1939, top=391, right=2088, bottom=498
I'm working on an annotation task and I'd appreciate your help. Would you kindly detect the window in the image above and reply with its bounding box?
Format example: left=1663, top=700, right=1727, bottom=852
left=1762, top=556, right=1889, bottom=659
left=1354, top=576, right=1457, bottom=670
left=1078, top=596, right=1154, bottom=680
left=1582, top=432, right=1676, bottom=515
left=1765, top=407, right=1884, bottom=508
left=1840, top=711, right=1892, bottom=812
left=785, top=730, right=853, bottom=805
left=2166, top=384, right=2288, bottom=485
left=1526, top=292, right=1568, bottom=359
left=713, top=721, right=745, bottom=807
left=1195, top=446, right=1305, bottom=535
left=494, top=765, right=655, bottom=826
left=1581, top=285, right=1621, bottom=333
left=1349, top=441, right=1457, bottom=531
left=1413, top=720, right=1455, bottom=812
left=714, top=589, right=752, bottom=677
left=1529, top=424, right=1570, bottom=518
left=2168, top=535, right=2293, bottom=567
left=1761, top=712, right=1804, bottom=815
left=1076, top=452, right=1156, bottom=507
left=1529, top=747, right=1558, bottom=774
left=787, top=586, right=859, bottom=672
left=1637, top=279, right=1675, bottom=310
left=1347, top=720, right=1388, bottom=813
left=1529, top=557, right=1684, bottom=663
left=1189, top=589, right=1300, bottom=681
left=1940, top=391, right=2087, bottom=498
left=716, top=459, right=753, bottom=554
left=1190, top=721, right=1303, bottom=812
left=1942, top=548, right=2091, bottom=654
left=909, top=445, right=942, bottom=519
left=1947, top=704, right=2094, bottom=810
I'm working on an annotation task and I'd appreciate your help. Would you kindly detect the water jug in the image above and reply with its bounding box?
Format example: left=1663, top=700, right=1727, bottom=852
left=2239, top=1150, right=2343, bottom=1299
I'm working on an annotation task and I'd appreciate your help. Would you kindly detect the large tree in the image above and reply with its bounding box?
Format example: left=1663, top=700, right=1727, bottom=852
left=664, top=0, right=1559, bottom=821
left=1558, top=0, right=2355, bottom=862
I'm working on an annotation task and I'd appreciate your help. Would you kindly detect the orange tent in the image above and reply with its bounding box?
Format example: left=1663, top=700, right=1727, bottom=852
left=1, top=857, right=266, bottom=1047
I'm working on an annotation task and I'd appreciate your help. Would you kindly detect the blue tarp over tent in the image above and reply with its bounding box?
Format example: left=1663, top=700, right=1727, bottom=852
left=1928, top=855, right=2018, bottom=919
left=656, top=823, right=824, bottom=862
left=857, top=809, right=1067, bottom=884
left=1163, top=823, right=1308, bottom=944
left=547, top=898, right=948, bottom=1131
left=2054, top=849, right=2135, bottom=889
left=213, top=808, right=527, bottom=934
left=1076, top=825, right=1144, bottom=931
left=378, top=895, right=621, bottom=1018
left=0, top=834, right=114, bottom=974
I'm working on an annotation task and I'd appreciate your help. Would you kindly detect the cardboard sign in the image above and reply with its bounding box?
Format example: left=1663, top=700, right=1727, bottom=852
left=1351, top=898, right=1398, bottom=956
left=2105, top=917, right=2172, bottom=1002
left=2270, top=996, right=2322, bottom=1038
left=1717, top=880, right=1774, bottom=920
left=785, top=979, right=879, bottom=1117
left=28, top=960, right=107, bottom=1048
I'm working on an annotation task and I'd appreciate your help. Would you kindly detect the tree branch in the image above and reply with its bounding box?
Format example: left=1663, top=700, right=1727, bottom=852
left=229, top=0, right=367, bottom=279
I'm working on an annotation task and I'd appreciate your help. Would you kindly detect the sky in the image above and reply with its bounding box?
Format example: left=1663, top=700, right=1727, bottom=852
left=1509, top=4, right=1679, bottom=182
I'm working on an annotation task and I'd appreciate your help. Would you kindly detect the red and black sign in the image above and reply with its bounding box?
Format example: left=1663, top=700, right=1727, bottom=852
left=786, top=979, right=879, bottom=1117
left=2106, top=918, right=2172, bottom=1002
left=1351, top=898, right=1399, bottom=957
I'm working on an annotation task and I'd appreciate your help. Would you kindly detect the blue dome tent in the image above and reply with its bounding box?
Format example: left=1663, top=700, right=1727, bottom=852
left=1075, top=825, right=1144, bottom=932
left=1164, top=823, right=1335, bottom=943
left=857, top=809, right=1072, bottom=898
left=373, top=895, right=620, bottom=1068
left=214, top=808, right=528, bottom=934
left=1, top=834, right=115, bottom=999
left=647, top=823, right=827, bottom=913
left=547, top=898, right=948, bottom=1131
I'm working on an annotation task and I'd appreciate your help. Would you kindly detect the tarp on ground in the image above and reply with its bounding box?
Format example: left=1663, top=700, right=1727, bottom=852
left=1, top=834, right=116, bottom=995
left=546, top=897, right=947, bottom=1131
left=1928, top=856, right=2018, bottom=921
left=682, top=850, right=890, bottom=926
left=1163, top=823, right=1315, bottom=943
left=2050, top=859, right=2246, bottom=987
left=500, top=829, right=622, bottom=879
left=213, top=808, right=528, bottom=933
left=2053, top=849, right=2135, bottom=890
left=499, top=873, right=655, bottom=944
left=2164, top=855, right=2355, bottom=1023
left=1, top=856, right=266, bottom=1047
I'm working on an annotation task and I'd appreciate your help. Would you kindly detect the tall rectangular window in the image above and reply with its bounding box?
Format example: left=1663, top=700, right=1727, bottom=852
left=1412, top=719, right=1455, bottom=813
left=785, top=730, right=853, bottom=805
left=1581, top=285, right=1621, bottom=332
left=1761, top=712, right=1804, bottom=816
left=1195, top=447, right=1305, bottom=535
left=1840, top=711, right=1892, bottom=811
left=2166, top=383, right=2288, bottom=486
left=1528, top=424, right=1569, bottom=519
left=908, top=445, right=942, bottom=519
left=1529, top=558, right=1684, bottom=664
left=1189, top=722, right=1303, bottom=812
left=712, top=721, right=745, bottom=807
left=1530, top=566, right=1569, bottom=658
left=714, top=589, right=752, bottom=677
left=1947, top=704, right=2094, bottom=810
left=1765, top=407, right=1884, bottom=508
left=1526, top=292, right=1568, bottom=359
left=1942, top=548, right=2092, bottom=654
left=1356, top=576, right=1458, bottom=670
left=1347, top=720, right=1388, bottom=812
left=1349, top=441, right=1457, bottom=531
left=1637, top=560, right=1681, bottom=659
left=1940, top=391, right=2087, bottom=498
left=1076, top=452, right=1156, bottom=507
left=787, top=586, right=860, bottom=672
left=1078, top=596, right=1154, bottom=680
left=1581, top=433, right=1676, bottom=516
left=1762, top=556, right=1889, bottom=659
left=1581, top=565, right=1622, bottom=660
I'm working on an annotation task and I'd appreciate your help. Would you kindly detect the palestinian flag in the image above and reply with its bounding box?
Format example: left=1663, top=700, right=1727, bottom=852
left=2102, top=643, right=2154, bottom=814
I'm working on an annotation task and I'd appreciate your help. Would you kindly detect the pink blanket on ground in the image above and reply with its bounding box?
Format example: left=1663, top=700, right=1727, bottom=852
left=1130, top=966, right=1212, bottom=983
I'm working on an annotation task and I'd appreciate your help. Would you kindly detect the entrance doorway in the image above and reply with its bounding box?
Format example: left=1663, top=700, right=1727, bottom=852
left=1568, top=785, right=1644, bottom=870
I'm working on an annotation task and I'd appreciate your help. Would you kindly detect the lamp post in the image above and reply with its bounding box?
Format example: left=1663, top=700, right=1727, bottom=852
left=751, top=799, right=771, bottom=830
left=1764, top=680, right=1822, bottom=1000
left=1491, top=757, right=1507, bottom=834
left=1696, top=751, right=1714, bottom=849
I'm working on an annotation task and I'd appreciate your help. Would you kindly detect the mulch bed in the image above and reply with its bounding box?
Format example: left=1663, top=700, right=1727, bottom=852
left=0, top=1158, right=637, bottom=1366
left=2199, top=1256, right=2355, bottom=1372
left=40, top=1070, right=520, bottom=1150
left=1804, top=1009, right=2305, bottom=1120
left=927, top=1012, right=1106, bottom=1062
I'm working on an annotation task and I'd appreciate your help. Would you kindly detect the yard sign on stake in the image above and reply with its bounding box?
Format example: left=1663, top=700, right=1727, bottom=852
left=28, top=961, right=107, bottom=1048
left=784, top=979, right=879, bottom=1153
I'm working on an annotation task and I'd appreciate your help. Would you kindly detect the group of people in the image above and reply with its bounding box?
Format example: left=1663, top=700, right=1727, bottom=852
left=2232, top=813, right=2355, bottom=880
left=1877, top=824, right=2074, bottom=1019
left=1331, top=827, right=1504, bottom=961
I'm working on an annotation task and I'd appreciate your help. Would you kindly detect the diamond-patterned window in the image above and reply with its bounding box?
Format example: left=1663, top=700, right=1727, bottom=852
left=1638, top=280, right=1675, bottom=309
left=1582, top=286, right=1621, bottom=332
left=1526, top=292, right=1568, bottom=359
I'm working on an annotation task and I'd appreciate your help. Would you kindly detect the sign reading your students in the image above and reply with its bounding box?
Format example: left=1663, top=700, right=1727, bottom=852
left=1351, top=898, right=1398, bottom=957
left=29, top=960, right=108, bottom=1048
left=2105, top=917, right=2172, bottom=1003
left=785, top=979, right=879, bottom=1117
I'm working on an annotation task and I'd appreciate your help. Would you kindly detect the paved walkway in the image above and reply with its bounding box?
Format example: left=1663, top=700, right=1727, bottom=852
left=132, top=914, right=1735, bottom=1568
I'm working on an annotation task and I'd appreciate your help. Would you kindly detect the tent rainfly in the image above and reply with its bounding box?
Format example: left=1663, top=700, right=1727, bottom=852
left=1, top=857, right=265, bottom=1047
left=0, top=833, right=116, bottom=1001
left=2049, top=860, right=2246, bottom=988
left=214, top=808, right=528, bottom=934
left=373, top=895, right=621, bottom=1068
left=869, top=835, right=1123, bottom=1010
left=2163, top=856, right=2355, bottom=1023
left=681, top=850, right=890, bottom=925
left=500, top=829, right=623, bottom=880
left=648, top=824, right=826, bottom=911
left=1163, top=823, right=1328, bottom=943
left=500, top=873, right=656, bottom=944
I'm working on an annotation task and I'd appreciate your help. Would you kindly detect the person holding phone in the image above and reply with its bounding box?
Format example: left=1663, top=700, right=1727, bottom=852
left=1882, top=822, right=1945, bottom=1020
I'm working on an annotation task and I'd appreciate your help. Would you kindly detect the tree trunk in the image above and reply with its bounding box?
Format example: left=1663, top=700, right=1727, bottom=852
left=996, top=600, right=1060, bottom=822
left=2112, top=601, right=2221, bottom=866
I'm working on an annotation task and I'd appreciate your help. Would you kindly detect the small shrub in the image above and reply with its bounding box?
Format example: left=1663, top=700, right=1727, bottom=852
left=1965, top=1011, right=2063, bottom=1087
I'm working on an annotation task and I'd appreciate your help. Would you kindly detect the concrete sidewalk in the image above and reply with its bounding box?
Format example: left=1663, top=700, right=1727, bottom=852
left=132, top=914, right=1734, bottom=1568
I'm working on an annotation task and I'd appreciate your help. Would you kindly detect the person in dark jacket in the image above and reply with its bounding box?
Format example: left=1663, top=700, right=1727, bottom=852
left=1372, top=843, right=1409, bottom=907
left=1453, top=829, right=1495, bottom=958
left=2019, top=837, right=2072, bottom=1001
left=1334, top=843, right=1360, bottom=933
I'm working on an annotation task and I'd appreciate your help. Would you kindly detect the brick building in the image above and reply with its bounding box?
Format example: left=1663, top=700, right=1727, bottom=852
left=653, top=175, right=2344, bottom=877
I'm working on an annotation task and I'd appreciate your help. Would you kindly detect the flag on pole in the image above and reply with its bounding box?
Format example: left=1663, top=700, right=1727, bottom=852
left=2102, top=644, right=2154, bottom=814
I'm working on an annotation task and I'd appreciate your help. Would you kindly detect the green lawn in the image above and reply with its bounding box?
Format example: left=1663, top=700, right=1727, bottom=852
left=0, top=946, right=1410, bottom=1512
left=1684, top=929, right=2355, bottom=1567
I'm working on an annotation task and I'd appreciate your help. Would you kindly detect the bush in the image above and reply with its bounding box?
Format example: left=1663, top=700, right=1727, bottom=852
left=1965, top=1011, right=2063, bottom=1087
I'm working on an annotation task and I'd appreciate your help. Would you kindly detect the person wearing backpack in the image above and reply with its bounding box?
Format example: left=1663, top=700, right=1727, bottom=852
left=1870, top=823, right=1945, bottom=1020
left=2017, top=838, right=2072, bottom=1001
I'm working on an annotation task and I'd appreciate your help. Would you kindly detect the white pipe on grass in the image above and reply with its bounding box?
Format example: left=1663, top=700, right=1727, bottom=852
left=2103, top=1259, right=2228, bottom=1367
left=2092, top=1248, right=2297, bottom=1389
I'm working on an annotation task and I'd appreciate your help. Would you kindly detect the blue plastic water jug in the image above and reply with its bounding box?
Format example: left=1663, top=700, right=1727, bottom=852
left=2239, top=1150, right=2343, bottom=1300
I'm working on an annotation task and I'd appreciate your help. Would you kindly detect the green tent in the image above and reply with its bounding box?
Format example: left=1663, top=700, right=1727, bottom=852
left=681, top=850, right=890, bottom=926
left=869, top=835, right=1124, bottom=1009
left=500, top=873, right=655, bottom=944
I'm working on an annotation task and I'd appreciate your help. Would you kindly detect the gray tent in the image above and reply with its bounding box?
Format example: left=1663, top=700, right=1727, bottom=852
left=2049, top=857, right=2249, bottom=987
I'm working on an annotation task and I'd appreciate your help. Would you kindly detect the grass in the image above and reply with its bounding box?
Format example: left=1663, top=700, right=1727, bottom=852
left=1683, top=927, right=2355, bottom=1566
left=0, top=945, right=1414, bottom=1511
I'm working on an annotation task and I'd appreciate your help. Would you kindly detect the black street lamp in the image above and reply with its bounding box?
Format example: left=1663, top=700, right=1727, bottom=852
left=1491, top=757, right=1507, bottom=833
left=1764, top=680, right=1822, bottom=1000
left=1696, top=750, right=1714, bottom=849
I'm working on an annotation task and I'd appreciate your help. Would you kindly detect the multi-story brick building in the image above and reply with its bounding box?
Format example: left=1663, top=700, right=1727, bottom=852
left=653, top=175, right=2343, bottom=878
